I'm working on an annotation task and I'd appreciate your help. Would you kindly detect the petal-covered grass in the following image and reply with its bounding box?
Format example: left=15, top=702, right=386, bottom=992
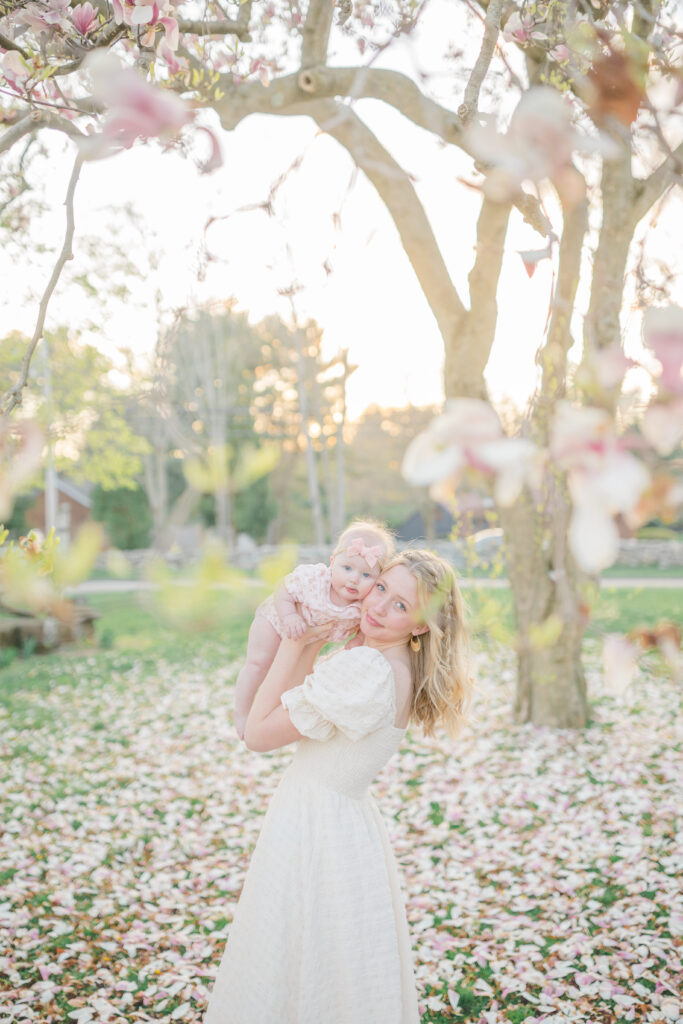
left=0, top=591, right=681, bottom=1023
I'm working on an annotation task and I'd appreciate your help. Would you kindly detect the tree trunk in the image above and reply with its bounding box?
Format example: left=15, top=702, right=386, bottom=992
left=501, top=493, right=588, bottom=728
left=215, top=486, right=235, bottom=549
left=143, top=449, right=168, bottom=551
left=293, top=329, right=326, bottom=546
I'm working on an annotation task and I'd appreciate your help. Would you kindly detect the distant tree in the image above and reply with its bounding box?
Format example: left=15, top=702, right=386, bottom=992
left=0, top=327, right=148, bottom=491
left=152, top=304, right=279, bottom=547
left=91, top=484, right=152, bottom=550
left=346, top=405, right=441, bottom=528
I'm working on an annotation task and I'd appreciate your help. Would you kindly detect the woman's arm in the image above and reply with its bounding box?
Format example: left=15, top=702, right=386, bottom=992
left=243, top=635, right=323, bottom=753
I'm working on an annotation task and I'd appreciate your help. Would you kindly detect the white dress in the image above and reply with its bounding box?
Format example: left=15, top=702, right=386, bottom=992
left=203, top=646, right=421, bottom=1024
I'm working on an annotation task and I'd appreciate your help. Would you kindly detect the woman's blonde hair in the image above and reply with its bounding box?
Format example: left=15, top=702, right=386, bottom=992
left=333, top=519, right=396, bottom=569
left=384, top=548, right=474, bottom=740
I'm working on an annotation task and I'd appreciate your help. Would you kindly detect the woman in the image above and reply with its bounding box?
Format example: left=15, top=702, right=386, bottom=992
left=204, top=549, right=473, bottom=1024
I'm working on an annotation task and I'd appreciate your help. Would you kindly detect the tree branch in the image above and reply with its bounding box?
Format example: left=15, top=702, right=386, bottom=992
left=458, top=0, right=504, bottom=125
left=632, top=139, right=683, bottom=224
left=1, top=155, right=84, bottom=420
left=213, top=64, right=551, bottom=236
left=0, top=109, right=86, bottom=155
left=176, top=16, right=252, bottom=41
left=532, top=182, right=589, bottom=434
left=445, top=197, right=511, bottom=399
left=0, top=31, right=29, bottom=57
left=308, top=98, right=468, bottom=332
left=301, top=0, right=335, bottom=68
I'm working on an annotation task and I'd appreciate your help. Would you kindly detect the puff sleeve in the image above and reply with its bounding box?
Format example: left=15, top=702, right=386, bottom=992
left=280, top=646, right=397, bottom=742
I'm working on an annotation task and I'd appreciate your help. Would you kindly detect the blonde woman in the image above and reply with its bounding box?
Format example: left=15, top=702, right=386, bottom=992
left=204, top=549, right=473, bottom=1024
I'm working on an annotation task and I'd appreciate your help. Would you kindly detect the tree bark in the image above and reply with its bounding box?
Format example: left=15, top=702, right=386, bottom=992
left=584, top=144, right=636, bottom=351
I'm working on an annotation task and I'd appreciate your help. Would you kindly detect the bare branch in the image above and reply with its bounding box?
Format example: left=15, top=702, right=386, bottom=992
left=0, top=109, right=86, bottom=155
left=0, top=31, right=29, bottom=57
left=301, top=0, right=335, bottom=68
left=213, top=66, right=465, bottom=140
left=633, top=140, right=683, bottom=224
left=308, top=98, right=468, bottom=332
left=213, top=64, right=551, bottom=236
left=1, top=155, right=84, bottom=420
left=176, top=17, right=252, bottom=41
left=458, top=0, right=505, bottom=125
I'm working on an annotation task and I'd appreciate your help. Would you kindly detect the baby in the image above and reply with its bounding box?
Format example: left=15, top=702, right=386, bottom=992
left=233, top=520, right=395, bottom=739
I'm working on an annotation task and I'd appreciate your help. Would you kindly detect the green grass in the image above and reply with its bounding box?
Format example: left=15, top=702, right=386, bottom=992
left=465, top=586, right=683, bottom=641
left=0, top=587, right=258, bottom=716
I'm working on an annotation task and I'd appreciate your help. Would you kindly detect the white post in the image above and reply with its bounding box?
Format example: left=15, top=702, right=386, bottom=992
left=42, top=339, right=58, bottom=535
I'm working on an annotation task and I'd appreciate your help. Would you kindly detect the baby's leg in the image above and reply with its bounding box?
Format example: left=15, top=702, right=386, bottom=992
left=233, top=616, right=281, bottom=740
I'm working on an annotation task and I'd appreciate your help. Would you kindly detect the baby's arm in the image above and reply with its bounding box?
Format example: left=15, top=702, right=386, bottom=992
left=273, top=585, right=307, bottom=640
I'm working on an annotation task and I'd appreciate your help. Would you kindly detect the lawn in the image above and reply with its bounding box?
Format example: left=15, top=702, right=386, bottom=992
left=0, top=588, right=681, bottom=1023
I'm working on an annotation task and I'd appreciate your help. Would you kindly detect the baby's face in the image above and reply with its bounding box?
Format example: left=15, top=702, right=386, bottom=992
left=330, top=548, right=382, bottom=603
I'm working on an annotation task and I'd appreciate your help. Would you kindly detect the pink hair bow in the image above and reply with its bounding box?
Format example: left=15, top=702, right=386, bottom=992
left=347, top=539, right=383, bottom=569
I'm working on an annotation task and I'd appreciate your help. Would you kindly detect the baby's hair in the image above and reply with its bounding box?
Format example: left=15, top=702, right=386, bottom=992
left=332, top=519, right=396, bottom=569
left=382, top=549, right=475, bottom=740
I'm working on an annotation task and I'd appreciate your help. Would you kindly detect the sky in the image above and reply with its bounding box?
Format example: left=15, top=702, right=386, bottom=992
left=2, top=0, right=682, bottom=421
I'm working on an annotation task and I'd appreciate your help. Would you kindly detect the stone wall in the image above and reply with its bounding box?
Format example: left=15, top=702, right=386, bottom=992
left=99, top=537, right=683, bottom=573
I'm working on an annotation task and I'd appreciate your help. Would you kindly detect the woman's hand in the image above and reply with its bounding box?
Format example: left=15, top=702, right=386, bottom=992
left=282, top=621, right=333, bottom=648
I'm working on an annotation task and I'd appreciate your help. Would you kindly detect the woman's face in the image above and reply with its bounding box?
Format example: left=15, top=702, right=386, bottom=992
left=361, top=564, right=425, bottom=645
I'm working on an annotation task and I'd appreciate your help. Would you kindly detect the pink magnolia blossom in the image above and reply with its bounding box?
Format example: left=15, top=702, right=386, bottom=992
left=70, top=2, right=97, bottom=35
left=551, top=402, right=650, bottom=573
left=0, top=420, right=44, bottom=521
left=402, top=398, right=540, bottom=507
left=642, top=305, right=683, bottom=394
left=577, top=344, right=636, bottom=392
left=0, top=51, right=31, bottom=92
left=503, top=12, right=536, bottom=45
left=83, top=52, right=193, bottom=156
left=157, top=37, right=188, bottom=76
left=112, top=0, right=179, bottom=51
left=81, top=53, right=221, bottom=173
left=17, top=0, right=71, bottom=32
left=641, top=398, right=683, bottom=456
left=465, top=87, right=615, bottom=203
left=550, top=44, right=571, bottom=63
left=602, top=635, right=639, bottom=694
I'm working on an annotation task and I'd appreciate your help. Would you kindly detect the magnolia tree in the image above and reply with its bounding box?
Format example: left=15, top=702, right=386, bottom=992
left=0, top=0, right=682, bottom=726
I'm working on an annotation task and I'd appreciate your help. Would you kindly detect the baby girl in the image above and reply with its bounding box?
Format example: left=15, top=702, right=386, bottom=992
left=233, top=520, right=395, bottom=739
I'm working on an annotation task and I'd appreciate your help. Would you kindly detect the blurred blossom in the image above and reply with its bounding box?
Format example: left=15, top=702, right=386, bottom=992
left=0, top=420, right=44, bottom=521
left=0, top=51, right=31, bottom=92
left=82, top=51, right=193, bottom=157
left=17, top=0, right=71, bottom=32
left=551, top=402, right=650, bottom=573
left=576, top=345, right=636, bottom=392
left=642, top=305, right=683, bottom=394
left=402, top=398, right=540, bottom=507
left=502, top=12, right=537, bottom=45
left=465, top=87, right=615, bottom=203
left=641, top=399, right=683, bottom=456
left=602, top=634, right=639, bottom=694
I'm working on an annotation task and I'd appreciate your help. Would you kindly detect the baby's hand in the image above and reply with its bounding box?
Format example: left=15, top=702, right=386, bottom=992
left=282, top=613, right=307, bottom=640
left=233, top=706, right=248, bottom=742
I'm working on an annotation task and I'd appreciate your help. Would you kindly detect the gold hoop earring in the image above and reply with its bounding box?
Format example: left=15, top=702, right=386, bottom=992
left=410, top=634, right=421, bottom=653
